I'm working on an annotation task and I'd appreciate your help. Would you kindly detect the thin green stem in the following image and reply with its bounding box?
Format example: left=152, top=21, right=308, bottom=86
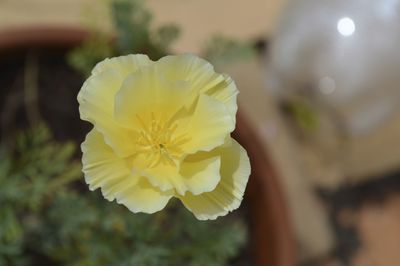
left=24, top=52, right=42, bottom=127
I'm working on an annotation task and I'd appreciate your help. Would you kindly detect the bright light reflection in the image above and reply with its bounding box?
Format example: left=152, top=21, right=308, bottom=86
left=318, top=77, right=336, bottom=95
left=337, top=17, right=356, bottom=36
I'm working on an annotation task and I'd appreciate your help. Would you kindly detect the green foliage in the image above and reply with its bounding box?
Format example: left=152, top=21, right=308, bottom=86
left=68, top=0, right=256, bottom=76
left=0, top=125, right=247, bottom=265
left=68, top=0, right=180, bottom=76
left=202, top=34, right=256, bottom=68
left=67, top=34, right=113, bottom=77
left=111, top=0, right=152, bottom=54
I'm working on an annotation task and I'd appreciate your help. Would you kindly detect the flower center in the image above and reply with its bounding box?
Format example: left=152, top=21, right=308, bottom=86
left=135, top=113, right=188, bottom=168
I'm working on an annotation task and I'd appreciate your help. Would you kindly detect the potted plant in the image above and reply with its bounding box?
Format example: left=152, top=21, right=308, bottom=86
left=0, top=1, right=295, bottom=265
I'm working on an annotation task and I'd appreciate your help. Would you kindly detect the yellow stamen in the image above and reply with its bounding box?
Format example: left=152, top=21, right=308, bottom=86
left=135, top=113, right=190, bottom=168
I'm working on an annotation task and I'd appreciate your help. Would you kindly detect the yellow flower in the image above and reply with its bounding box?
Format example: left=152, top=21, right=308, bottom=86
left=78, top=54, right=250, bottom=220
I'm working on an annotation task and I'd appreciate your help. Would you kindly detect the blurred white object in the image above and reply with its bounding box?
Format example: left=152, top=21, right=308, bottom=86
left=337, top=17, right=356, bottom=36
left=268, top=0, right=400, bottom=136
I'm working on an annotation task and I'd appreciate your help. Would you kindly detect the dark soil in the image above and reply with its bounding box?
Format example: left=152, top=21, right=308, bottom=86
left=0, top=47, right=90, bottom=144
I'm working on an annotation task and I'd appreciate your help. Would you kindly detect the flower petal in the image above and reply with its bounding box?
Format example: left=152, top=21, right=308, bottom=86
left=81, top=129, right=139, bottom=201
left=114, top=66, right=189, bottom=128
left=157, top=54, right=222, bottom=90
left=180, top=153, right=221, bottom=195
left=134, top=152, right=221, bottom=196
left=178, top=139, right=250, bottom=220
left=114, top=178, right=173, bottom=214
left=204, top=75, right=238, bottom=123
left=134, top=155, right=182, bottom=193
left=92, top=54, right=153, bottom=76
left=78, top=70, right=138, bottom=156
left=157, top=54, right=238, bottom=120
left=78, top=54, right=153, bottom=157
left=179, top=94, right=235, bottom=154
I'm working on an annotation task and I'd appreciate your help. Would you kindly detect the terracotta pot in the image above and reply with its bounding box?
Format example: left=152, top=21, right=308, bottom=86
left=0, top=26, right=88, bottom=55
left=0, top=26, right=296, bottom=266
left=234, top=113, right=296, bottom=266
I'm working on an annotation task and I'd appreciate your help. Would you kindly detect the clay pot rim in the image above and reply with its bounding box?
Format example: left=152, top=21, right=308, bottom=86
left=0, top=26, right=89, bottom=52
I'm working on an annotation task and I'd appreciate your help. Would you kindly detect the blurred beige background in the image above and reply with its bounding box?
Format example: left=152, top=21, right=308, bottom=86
left=0, top=0, right=287, bottom=53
